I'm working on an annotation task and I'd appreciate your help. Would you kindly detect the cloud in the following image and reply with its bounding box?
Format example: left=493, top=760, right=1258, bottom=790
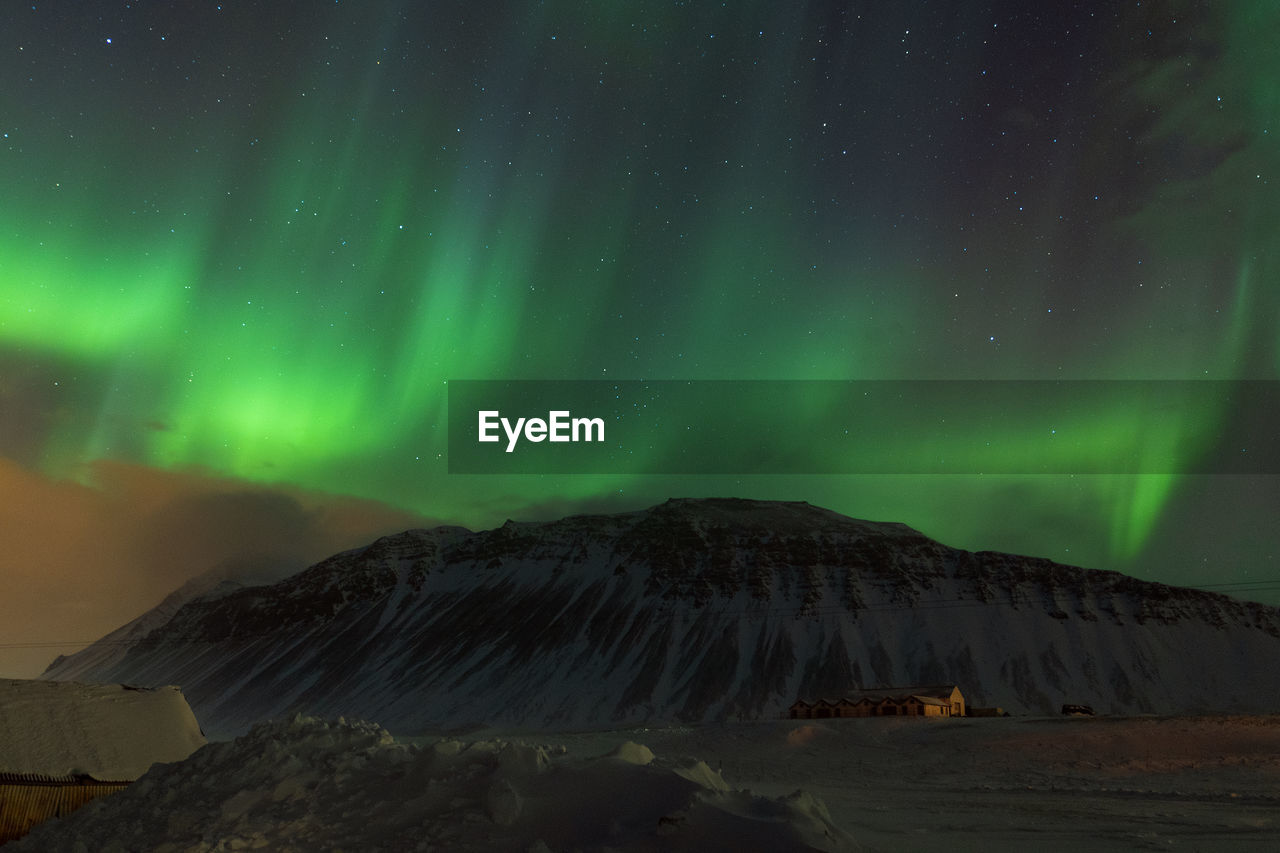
left=0, top=457, right=439, bottom=679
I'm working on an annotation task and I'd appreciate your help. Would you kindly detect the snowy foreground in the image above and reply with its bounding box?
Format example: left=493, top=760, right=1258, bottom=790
left=9, top=715, right=852, bottom=852
left=12, top=714, right=1280, bottom=852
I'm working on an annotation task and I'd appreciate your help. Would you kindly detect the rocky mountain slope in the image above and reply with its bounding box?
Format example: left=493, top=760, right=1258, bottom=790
left=44, top=569, right=244, bottom=682
left=44, top=498, right=1280, bottom=736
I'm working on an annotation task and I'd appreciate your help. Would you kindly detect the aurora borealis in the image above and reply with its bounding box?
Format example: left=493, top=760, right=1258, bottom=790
left=1, top=1, right=1277, bottom=675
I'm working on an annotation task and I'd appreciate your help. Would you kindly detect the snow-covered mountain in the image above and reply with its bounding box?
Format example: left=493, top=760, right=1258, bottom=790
left=43, top=569, right=244, bottom=681
left=44, top=498, right=1280, bottom=736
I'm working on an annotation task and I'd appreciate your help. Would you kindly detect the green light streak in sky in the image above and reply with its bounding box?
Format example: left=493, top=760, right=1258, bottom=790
left=0, top=229, right=192, bottom=358
left=0, top=0, right=1275, bottom=579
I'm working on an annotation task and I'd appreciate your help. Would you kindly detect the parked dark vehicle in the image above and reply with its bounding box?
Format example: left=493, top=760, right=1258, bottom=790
left=1061, top=703, right=1096, bottom=716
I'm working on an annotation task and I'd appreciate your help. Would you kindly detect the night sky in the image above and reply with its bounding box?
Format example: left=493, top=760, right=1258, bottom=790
left=2, top=1, right=1277, bottom=676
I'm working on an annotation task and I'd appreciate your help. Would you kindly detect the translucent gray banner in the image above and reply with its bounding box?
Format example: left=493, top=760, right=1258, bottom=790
left=446, top=380, right=1278, bottom=475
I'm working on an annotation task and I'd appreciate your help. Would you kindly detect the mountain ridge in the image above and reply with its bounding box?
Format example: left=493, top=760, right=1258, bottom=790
left=44, top=497, right=1280, bottom=736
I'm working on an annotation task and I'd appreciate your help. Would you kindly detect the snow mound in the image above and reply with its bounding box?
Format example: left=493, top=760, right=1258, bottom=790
left=0, top=679, right=206, bottom=780
left=607, top=740, right=655, bottom=765
left=9, top=715, right=856, bottom=852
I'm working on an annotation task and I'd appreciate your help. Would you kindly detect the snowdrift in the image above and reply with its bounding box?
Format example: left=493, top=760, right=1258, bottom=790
left=0, top=679, right=206, bottom=780
left=8, top=715, right=856, bottom=852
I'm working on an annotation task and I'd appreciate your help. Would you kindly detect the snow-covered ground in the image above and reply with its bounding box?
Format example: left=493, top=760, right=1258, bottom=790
left=8, top=715, right=853, bottom=852
left=11, top=713, right=1279, bottom=851
left=529, top=714, right=1280, bottom=851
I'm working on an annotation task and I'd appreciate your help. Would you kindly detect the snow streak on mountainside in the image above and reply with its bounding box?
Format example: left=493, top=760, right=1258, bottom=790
left=44, top=498, right=1280, bottom=736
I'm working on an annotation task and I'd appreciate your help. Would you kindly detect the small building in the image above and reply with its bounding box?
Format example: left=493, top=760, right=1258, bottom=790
left=790, top=685, right=966, bottom=719
left=807, top=698, right=837, bottom=719
left=0, top=773, right=131, bottom=842
left=0, top=679, right=206, bottom=843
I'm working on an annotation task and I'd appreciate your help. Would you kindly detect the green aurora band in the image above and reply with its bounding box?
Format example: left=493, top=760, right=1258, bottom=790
left=1, top=0, right=1276, bottom=585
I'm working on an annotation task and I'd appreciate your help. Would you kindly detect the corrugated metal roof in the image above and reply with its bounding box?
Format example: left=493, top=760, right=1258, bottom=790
left=0, top=772, right=131, bottom=785
left=0, top=776, right=130, bottom=843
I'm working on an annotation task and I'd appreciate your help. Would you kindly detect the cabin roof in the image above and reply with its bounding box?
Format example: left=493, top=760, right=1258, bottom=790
left=796, top=684, right=962, bottom=705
